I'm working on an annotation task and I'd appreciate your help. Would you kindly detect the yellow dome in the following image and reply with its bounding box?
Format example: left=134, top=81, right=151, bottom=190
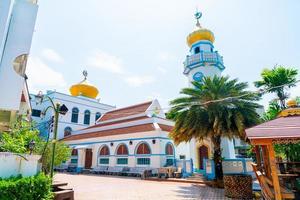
left=187, top=27, right=215, bottom=47
left=287, top=99, right=297, bottom=108
left=69, top=71, right=99, bottom=99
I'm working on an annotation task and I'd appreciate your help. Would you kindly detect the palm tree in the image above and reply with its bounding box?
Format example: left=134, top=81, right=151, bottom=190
left=169, top=76, right=260, bottom=181
left=254, top=66, right=298, bottom=109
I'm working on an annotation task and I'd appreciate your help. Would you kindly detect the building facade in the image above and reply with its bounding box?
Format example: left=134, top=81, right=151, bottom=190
left=62, top=100, right=177, bottom=171
left=30, top=72, right=115, bottom=139
left=0, top=0, right=38, bottom=131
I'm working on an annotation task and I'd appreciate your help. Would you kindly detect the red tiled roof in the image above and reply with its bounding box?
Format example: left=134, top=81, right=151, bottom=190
left=98, top=101, right=152, bottom=122
left=158, top=124, right=173, bottom=132
left=246, top=116, right=300, bottom=140
left=63, top=124, right=156, bottom=141
left=86, top=116, right=150, bottom=130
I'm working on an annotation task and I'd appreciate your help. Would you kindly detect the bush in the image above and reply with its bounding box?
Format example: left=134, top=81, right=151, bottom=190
left=0, top=173, right=53, bottom=200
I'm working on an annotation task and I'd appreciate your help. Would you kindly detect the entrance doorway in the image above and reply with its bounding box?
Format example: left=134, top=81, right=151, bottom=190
left=84, top=149, right=93, bottom=169
left=199, top=145, right=208, bottom=169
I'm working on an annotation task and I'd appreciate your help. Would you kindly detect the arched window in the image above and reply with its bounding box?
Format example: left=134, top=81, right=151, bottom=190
left=136, top=142, right=151, bottom=165
left=71, top=149, right=78, bottom=164
left=194, top=47, right=200, bottom=54
left=136, top=142, right=151, bottom=155
left=71, top=149, right=78, bottom=156
left=95, top=112, right=101, bottom=122
left=116, top=144, right=128, bottom=155
left=64, top=126, right=72, bottom=137
left=84, top=110, right=90, bottom=125
left=116, top=144, right=128, bottom=165
left=99, top=145, right=110, bottom=165
left=165, top=143, right=174, bottom=166
left=99, top=145, right=110, bottom=156
left=165, top=143, right=174, bottom=155
left=71, top=107, right=79, bottom=123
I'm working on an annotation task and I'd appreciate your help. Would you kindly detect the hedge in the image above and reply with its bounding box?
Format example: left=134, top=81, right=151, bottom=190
left=0, top=173, right=53, bottom=200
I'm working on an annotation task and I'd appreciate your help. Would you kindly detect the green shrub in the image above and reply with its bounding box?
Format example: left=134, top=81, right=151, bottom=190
left=0, top=173, right=53, bottom=200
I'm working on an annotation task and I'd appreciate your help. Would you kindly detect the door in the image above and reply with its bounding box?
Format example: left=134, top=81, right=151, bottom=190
left=199, top=145, right=208, bottom=169
left=85, top=149, right=93, bottom=169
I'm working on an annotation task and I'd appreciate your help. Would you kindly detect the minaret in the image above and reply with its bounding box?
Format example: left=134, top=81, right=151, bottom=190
left=184, top=11, right=225, bottom=86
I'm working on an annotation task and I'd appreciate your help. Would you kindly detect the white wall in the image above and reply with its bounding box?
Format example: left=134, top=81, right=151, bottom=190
left=0, top=0, right=38, bottom=110
left=0, top=152, right=41, bottom=178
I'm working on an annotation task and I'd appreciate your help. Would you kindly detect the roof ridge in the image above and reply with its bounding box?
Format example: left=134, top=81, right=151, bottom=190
left=104, top=100, right=153, bottom=114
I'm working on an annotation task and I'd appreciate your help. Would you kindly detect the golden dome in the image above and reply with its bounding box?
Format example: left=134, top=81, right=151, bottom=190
left=187, top=28, right=215, bottom=47
left=287, top=99, right=297, bottom=108
left=69, top=71, right=99, bottom=99
left=186, top=11, right=215, bottom=47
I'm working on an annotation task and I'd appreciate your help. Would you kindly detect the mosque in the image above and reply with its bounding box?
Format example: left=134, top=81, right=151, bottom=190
left=33, top=11, right=246, bottom=172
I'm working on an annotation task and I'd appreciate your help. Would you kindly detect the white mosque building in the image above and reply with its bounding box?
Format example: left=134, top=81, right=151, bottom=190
left=30, top=71, right=115, bottom=140
left=0, top=0, right=38, bottom=131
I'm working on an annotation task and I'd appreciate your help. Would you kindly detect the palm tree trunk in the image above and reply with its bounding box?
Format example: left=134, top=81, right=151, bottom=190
left=211, top=135, right=223, bottom=181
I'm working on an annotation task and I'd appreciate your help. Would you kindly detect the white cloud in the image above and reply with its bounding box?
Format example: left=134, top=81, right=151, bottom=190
left=41, top=48, right=64, bottom=63
left=124, top=75, right=155, bottom=87
left=87, top=50, right=123, bottom=74
left=26, top=57, right=67, bottom=93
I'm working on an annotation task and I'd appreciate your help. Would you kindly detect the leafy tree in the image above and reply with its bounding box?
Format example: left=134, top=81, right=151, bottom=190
left=262, top=100, right=282, bottom=121
left=169, top=76, right=261, bottom=181
left=254, top=66, right=298, bottom=109
left=0, top=120, right=71, bottom=174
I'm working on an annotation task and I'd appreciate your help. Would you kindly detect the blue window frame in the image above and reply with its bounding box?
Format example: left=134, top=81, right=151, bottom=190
left=71, top=107, right=79, bottom=123
left=117, top=158, right=128, bottom=165
left=84, top=110, right=90, bottom=125
left=99, top=158, right=109, bottom=164
left=137, top=158, right=150, bottom=165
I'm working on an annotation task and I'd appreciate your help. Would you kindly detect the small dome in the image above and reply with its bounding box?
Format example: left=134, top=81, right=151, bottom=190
left=187, top=28, right=215, bottom=47
left=69, top=71, right=99, bottom=99
left=287, top=99, right=297, bottom=108
left=186, top=11, right=215, bottom=47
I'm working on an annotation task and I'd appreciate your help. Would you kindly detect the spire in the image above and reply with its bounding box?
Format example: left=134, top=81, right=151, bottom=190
left=83, top=70, right=88, bottom=80
left=194, top=10, right=202, bottom=28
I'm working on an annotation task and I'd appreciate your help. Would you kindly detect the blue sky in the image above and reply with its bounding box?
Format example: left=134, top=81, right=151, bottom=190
left=27, top=0, right=300, bottom=109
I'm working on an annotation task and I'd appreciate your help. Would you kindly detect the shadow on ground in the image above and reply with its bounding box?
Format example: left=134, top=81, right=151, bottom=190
left=173, top=184, right=227, bottom=200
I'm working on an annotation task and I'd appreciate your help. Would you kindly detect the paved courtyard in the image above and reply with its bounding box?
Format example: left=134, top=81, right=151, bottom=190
left=55, top=173, right=227, bottom=200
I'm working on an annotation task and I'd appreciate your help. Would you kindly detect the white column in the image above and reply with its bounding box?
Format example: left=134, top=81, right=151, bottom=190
left=221, top=137, right=236, bottom=159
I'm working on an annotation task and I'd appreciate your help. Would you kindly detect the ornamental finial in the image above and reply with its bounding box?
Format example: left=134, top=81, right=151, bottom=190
left=194, top=9, right=202, bottom=28
left=83, top=70, right=88, bottom=80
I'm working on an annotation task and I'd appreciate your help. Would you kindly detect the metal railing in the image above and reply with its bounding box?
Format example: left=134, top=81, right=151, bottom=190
left=184, top=52, right=224, bottom=68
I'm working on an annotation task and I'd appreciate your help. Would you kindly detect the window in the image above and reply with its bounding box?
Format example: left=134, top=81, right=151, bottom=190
left=99, top=158, right=109, bottom=164
left=136, top=142, right=151, bottom=155
left=64, top=126, right=72, bottom=137
left=137, top=158, right=150, bottom=165
left=84, top=110, right=90, bottom=125
left=71, top=149, right=78, bottom=156
left=71, top=107, right=79, bottom=123
left=99, top=145, right=110, bottom=156
left=95, top=112, right=101, bottom=121
left=117, top=158, right=128, bottom=165
left=194, top=47, right=200, bottom=54
left=32, top=109, right=41, bottom=117
left=166, top=158, right=174, bottom=166
left=71, top=159, right=78, bottom=164
left=116, top=144, right=128, bottom=155
left=165, top=143, right=174, bottom=155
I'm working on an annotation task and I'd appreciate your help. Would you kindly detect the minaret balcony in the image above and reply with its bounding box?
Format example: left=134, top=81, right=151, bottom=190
left=183, top=51, right=225, bottom=74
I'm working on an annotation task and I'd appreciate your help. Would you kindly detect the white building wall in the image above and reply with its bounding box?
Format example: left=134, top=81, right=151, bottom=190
left=30, top=91, right=115, bottom=139
left=0, top=0, right=38, bottom=110
left=65, top=130, right=175, bottom=169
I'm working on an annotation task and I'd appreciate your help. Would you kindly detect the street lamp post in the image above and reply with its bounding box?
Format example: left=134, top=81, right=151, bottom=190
left=35, top=92, right=68, bottom=179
